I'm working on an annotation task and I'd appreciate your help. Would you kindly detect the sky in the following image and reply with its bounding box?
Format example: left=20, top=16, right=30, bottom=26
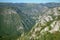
left=0, top=0, right=60, bottom=3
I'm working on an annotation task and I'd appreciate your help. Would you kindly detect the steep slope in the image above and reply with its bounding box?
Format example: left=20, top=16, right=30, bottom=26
left=0, top=7, right=35, bottom=40
left=0, top=3, right=49, bottom=20
left=25, top=7, right=60, bottom=40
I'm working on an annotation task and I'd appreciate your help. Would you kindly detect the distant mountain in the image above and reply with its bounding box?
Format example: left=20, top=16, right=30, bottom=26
left=40, top=2, right=60, bottom=8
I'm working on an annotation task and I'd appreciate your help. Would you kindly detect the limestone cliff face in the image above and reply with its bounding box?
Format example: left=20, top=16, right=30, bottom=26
left=28, top=7, right=60, bottom=40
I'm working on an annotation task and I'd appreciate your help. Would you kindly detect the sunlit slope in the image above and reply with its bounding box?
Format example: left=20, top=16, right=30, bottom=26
left=25, top=7, right=60, bottom=40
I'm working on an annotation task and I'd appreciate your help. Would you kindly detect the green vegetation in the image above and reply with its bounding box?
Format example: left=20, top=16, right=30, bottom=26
left=0, top=3, right=60, bottom=40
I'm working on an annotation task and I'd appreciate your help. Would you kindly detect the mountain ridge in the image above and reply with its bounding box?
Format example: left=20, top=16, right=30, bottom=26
left=0, top=3, right=60, bottom=40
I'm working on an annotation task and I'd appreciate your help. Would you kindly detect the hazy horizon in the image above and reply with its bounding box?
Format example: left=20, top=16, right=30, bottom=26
left=0, top=0, right=60, bottom=3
